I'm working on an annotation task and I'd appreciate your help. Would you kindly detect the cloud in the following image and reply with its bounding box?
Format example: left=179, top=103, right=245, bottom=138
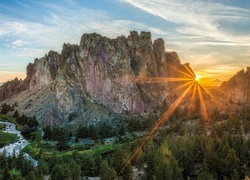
left=0, top=1, right=166, bottom=57
left=118, top=0, right=250, bottom=81
left=182, top=51, right=244, bottom=81
left=0, top=0, right=169, bottom=82
left=0, top=1, right=168, bottom=59
left=120, top=0, right=250, bottom=47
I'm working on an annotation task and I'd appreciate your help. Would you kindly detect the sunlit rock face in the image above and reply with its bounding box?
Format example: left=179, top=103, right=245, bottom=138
left=0, top=31, right=194, bottom=126
left=220, top=67, right=250, bottom=102
left=28, top=51, right=61, bottom=91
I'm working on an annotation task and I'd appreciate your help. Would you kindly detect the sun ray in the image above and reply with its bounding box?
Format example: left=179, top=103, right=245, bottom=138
left=134, top=77, right=193, bottom=83
left=187, top=82, right=198, bottom=117
left=202, top=86, right=230, bottom=114
left=171, top=80, right=194, bottom=93
left=183, top=63, right=196, bottom=78
left=120, top=81, right=195, bottom=175
left=167, top=64, right=195, bottom=79
left=197, top=83, right=209, bottom=122
left=211, top=86, right=232, bottom=97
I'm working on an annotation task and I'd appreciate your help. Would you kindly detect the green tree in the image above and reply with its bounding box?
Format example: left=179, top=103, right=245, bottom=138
left=50, top=164, right=71, bottom=180
left=154, top=142, right=173, bottom=180
left=74, top=135, right=79, bottom=143
left=100, top=160, right=117, bottom=180
left=169, top=156, right=183, bottom=180
left=69, top=161, right=81, bottom=180
left=197, top=172, right=214, bottom=180
left=26, top=170, right=37, bottom=180
left=231, top=169, right=239, bottom=180
left=111, top=146, right=132, bottom=180
left=82, top=155, right=95, bottom=176
left=152, top=140, right=183, bottom=180
left=94, top=155, right=103, bottom=176
left=1, top=103, right=9, bottom=114
left=13, top=110, right=19, bottom=118
left=8, top=169, right=22, bottom=180
left=145, top=143, right=156, bottom=180
left=197, top=159, right=214, bottom=180
left=43, top=126, right=52, bottom=140
left=131, top=147, right=143, bottom=170
left=119, top=123, right=126, bottom=136
left=55, top=127, right=69, bottom=151
left=37, top=159, right=49, bottom=175
left=225, top=149, right=240, bottom=177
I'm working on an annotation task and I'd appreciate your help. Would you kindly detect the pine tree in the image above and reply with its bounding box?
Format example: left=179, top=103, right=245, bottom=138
left=111, top=146, right=132, bottom=180
left=100, top=160, right=117, bottom=180
left=69, top=161, right=81, bottom=180
left=225, top=149, right=240, bottom=175
left=13, top=110, right=19, bottom=118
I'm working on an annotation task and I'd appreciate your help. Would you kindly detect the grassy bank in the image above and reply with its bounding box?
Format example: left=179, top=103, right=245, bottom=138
left=0, top=123, right=5, bottom=130
left=22, top=139, right=115, bottom=158
left=0, top=131, right=18, bottom=147
left=0, top=114, right=23, bottom=130
left=22, top=134, right=144, bottom=161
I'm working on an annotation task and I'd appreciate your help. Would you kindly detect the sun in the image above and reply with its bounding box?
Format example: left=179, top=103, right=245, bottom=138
left=195, top=74, right=201, bottom=82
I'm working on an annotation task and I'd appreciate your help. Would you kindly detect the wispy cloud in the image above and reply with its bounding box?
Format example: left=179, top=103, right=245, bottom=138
left=119, top=0, right=250, bottom=81
left=0, top=1, right=166, bottom=58
left=120, top=0, right=250, bottom=47
left=183, top=51, right=245, bottom=81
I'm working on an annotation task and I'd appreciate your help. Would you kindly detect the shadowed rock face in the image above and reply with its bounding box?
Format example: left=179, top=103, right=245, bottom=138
left=0, top=31, right=194, bottom=126
left=0, top=78, right=27, bottom=102
left=220, top=67, right=250, bottom=102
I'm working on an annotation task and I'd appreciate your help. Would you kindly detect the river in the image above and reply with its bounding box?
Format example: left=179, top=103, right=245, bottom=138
left=0, top=120, right=38, bottom=166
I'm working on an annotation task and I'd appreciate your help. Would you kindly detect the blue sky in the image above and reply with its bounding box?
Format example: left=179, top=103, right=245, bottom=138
left=0, top=0, right=250, bottom=83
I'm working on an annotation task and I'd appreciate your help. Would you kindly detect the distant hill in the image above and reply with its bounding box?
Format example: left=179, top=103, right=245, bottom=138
left=202, top=79, right=223, bottom=87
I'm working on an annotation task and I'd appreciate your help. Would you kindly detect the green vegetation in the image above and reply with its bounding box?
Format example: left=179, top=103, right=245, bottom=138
left=22, top=140, right=114, bottom=158
left=0, top=102, right=39, bottom=134
left=0, top=114, right=23, bottom=131
left=2, top=103, right=250, bottom=179
left=0, top=131, right=18, bottom=147
left=0, top=123, right=5, bottom=130
left=19, top=112, right=250, bottom=179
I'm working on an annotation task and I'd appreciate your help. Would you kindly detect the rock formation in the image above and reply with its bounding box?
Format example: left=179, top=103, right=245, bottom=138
left=0, top=31, right=195, bottom=127
left=0, top=78, right=27, bottom=102
left=220, top=67, right=250, bottom=102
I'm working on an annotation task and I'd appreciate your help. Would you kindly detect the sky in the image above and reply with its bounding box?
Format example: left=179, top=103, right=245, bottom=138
left=0, top=0, right=250, bottom=84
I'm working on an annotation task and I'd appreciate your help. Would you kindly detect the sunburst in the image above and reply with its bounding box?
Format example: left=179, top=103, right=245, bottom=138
left=120, top=67, right=224, bottom=175
left=195, top=74, right=201, bottom=82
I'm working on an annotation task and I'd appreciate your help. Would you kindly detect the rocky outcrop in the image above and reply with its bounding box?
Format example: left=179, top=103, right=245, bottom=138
left=0, top=31, right=195, bottom=126
left=220, top=67, right=250, bottom=102
left=0, top=78, right=27, bottom=101
left=28, top=51, right=61, bottom=91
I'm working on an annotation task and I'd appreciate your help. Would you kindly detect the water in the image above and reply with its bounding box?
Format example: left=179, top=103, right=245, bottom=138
left=0, top=120, right=38, bottom=166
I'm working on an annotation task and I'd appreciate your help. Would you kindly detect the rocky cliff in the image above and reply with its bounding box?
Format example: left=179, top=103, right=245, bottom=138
left=220, top=67, right=250, bottom=102
left=0, top=78, right=27, bottom=102
left=0, top=31, right=195, bottom=127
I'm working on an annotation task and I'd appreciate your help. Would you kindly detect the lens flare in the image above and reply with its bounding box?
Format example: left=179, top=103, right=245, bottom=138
left=120, top=81, right=195, bottom=175
left=195, top=74, right=201, bottom=82
left=120, top=68, right=214, bottom=175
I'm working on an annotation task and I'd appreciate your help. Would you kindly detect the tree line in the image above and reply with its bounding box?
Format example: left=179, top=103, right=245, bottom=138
left=0, top=103, right=17, bottom=114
